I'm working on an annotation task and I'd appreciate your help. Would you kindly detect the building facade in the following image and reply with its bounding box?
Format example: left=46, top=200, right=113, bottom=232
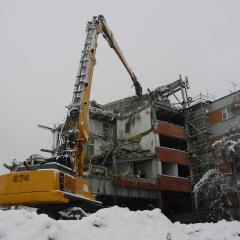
left=186, top=91, right=240, bottom=181
left=185, top=91, right=240, bottom=220
left=87, top=88, right=240, bottom=222
left=85, top=79, right=193, bottom=222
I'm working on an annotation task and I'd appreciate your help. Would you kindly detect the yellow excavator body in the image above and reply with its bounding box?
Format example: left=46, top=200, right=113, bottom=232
left=0, top=169, right=95, bottom=206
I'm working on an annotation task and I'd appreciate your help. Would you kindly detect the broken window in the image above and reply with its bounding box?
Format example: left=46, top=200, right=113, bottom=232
left=162, top=162, right=178, bottom=176
left=159, top=135, right=187, bottom=151
left=221, top=105, right=235, bottom=121
left=156, top=109, right=185, bottom=126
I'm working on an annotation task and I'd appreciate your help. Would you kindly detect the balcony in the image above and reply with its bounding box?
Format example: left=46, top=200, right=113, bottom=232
left=155, top=120, right=186, bottom=140
left=157, top=175, right=191, bottom=192
left=155, top=146, right=188, bottom=165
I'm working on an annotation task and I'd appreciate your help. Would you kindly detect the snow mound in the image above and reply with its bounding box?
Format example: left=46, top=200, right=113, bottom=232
left=175, top=220, right=240, bottom=240
left=0, top=206, right=240, bottom=240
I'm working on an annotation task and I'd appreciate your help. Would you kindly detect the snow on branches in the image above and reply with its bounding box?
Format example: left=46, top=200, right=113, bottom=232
left=194, top=129, right=240, bottom=222
left=212, top=133, right=240, bottom=164
left=194, top=169, right=233, bottom=222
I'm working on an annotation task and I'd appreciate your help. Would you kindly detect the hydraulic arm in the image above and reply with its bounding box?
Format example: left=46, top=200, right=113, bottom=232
left=67, top=15, right=142, bottom=177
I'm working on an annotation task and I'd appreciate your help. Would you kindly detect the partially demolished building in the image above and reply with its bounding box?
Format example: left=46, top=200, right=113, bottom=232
left=35, top=78, right=240, bottom=222
left=85, top=78, right=192, bottom=222
left=9, top=76, right=239, bottom=222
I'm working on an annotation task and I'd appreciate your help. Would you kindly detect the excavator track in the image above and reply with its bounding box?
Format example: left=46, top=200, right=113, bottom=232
left=37, top=205, right=89, bottom=220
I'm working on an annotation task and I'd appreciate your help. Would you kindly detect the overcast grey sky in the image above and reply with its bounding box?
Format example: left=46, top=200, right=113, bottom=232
left=0, top=0, right=239, bottom=172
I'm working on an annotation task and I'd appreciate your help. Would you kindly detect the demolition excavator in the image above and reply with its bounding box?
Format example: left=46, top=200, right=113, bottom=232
left=0, top=15, right=142, bottom=219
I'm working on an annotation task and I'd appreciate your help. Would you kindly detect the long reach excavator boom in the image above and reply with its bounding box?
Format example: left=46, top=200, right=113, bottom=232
left=67, top=15, right=142, bottom=177
left=0, top=15, right=142, bottom=219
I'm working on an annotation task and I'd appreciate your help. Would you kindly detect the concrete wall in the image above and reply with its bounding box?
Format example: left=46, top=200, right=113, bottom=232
left=90, top=119, right=104, bottom=136
left=210, top=92, right=240, bottom=111
left=139, top=131, right=156, bottom=152
left=90, top=106, right=158, bottom=156
left=209, top=91, right=240, bottom=138
left=89, top=119, right=114, bottom=156
left=92, top=138, right=106, bottom=156
left=87, top=176, right=157, bottom=199
left=157, top=161, right=162, bottom=175
left=117, top=107, right=152, bottom=140
left=209, top=115, right=240, bottom=137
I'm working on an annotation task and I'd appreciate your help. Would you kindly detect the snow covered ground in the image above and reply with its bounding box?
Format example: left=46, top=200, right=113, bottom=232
left=0, top=206, right=240, bottom=240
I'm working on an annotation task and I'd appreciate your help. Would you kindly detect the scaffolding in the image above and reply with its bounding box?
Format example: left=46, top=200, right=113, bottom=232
left=184, top=93, right=215, bottom=221
left=185, top=93, right=215, bottom=185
